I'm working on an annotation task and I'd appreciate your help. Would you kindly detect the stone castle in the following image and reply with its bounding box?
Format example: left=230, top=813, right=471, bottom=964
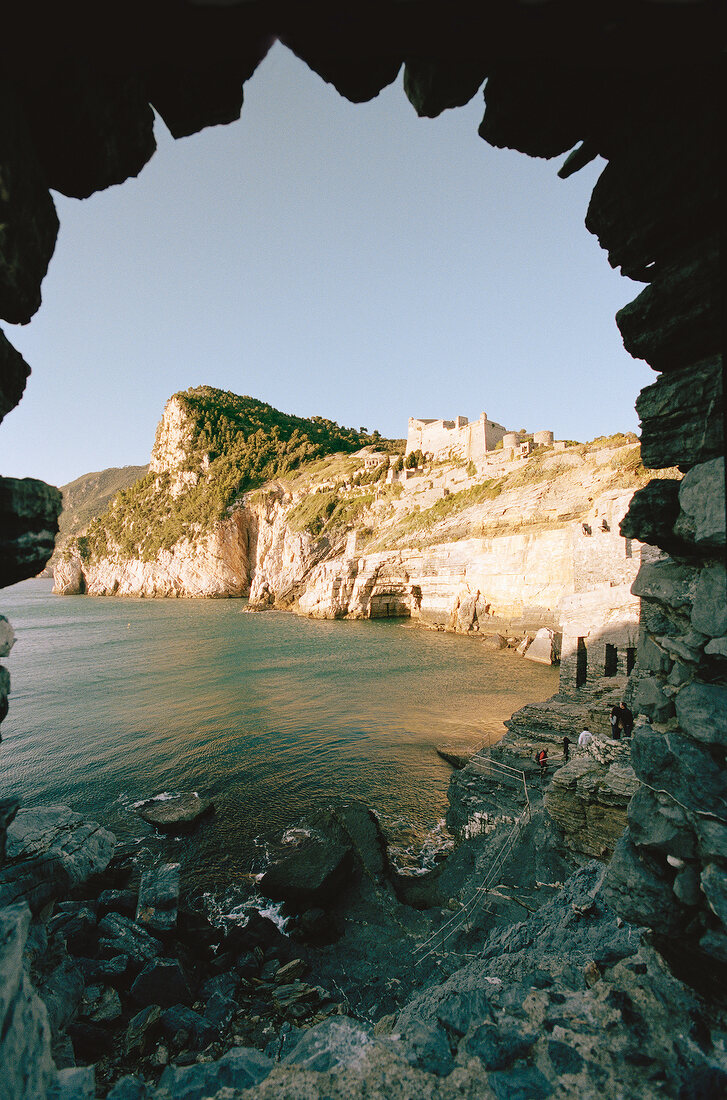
left=406, top=413, right=554, bottom=463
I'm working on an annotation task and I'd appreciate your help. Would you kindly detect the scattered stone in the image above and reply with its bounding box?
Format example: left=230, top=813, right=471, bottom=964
left=125, top=1004, right=162, bottom=1057
left=259, top=833, right=353, bottom=909
left=547, top=1037, right=585, bottom=1075
left=130, top=958, right=192, bottom=1008
left=47, top=1065, right=95, bottom=1099
left=135, top=794, right=214, bottom=833
left=160, top=1003, right=205, bottom=1039
left=275, top=958, right=307, bottom=983
left=78, top=984, right=122, bottom=1024
left=202, top=990, right=236, bottom=1031
left=524, top=628, right=561, bottom=665
left=105, top=1076, right=149, bottom=1099
left=489, top=1064, right=553, bottom=1099
left=0, top=903, right=55, bottom=1099
left=299, top=907, right=336, bottom=942
left=76, top=954, right=129, bottom=985
left=583, top=960, right=601, bottom=987
left=701, top=864, right=727, bottom=929
left=467, top=1022, right=536, bottom=1069
left=0, top=805, right=115, bottom=912
left=159, top=1045, right=273, bottom=1096
left=281, top=1016, right=372, bottom=1072
left=97, top=911, right=162, bottom=968
left=39, top=957, right=85, bottom=1036
left=49, top=905, right=98, bottom=956
left=67, top=1018, right=116, bottom=1060
left=151, top=1042, right=169, bottom=1066
left=98, top=889, right=138, bottom=919
left=272, top=980, right=319, bottom=1012
left=260, top=957, right=279, bottom=981
left=201, top=972, right=237, bottom=1000
left=401, top=1020, right=454, bottom=1076
left=136, top=862, right=180, bottom=932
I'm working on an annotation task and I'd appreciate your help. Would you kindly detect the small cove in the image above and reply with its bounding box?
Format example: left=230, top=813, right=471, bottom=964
left=0, top=578, right=558, bottom=908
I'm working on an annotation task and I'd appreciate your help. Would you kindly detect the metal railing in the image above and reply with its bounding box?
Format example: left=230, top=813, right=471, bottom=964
left=414, top=812, right=527, bottom=966
left=413, top=753, right=532, bottom=966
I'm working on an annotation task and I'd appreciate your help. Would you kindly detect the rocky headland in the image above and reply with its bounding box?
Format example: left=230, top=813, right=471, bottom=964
left=53, top=390, right=665, bottom=681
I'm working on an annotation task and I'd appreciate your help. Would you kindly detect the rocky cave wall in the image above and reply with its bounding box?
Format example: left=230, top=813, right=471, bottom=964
left=0, top=0, right=724, bottom=981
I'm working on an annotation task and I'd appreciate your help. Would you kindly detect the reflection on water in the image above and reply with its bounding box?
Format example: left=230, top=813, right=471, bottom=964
left=0, top=579, right=558, bottom=897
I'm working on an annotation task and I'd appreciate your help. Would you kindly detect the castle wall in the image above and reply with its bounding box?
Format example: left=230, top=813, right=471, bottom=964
left=406, top=413, right=508, bottom=462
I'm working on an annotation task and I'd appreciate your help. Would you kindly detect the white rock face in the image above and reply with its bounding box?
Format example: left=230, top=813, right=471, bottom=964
left=65, top=437, right=650, bottom=639
left=149, top=395, right=199, bottom=476
left=247, top=481, right=641, bottom=637
left=82, top=512, right=254, bottom=598
left=149, top=394, right=211, bottom=498
left=52, top=554, right=85, bottom=595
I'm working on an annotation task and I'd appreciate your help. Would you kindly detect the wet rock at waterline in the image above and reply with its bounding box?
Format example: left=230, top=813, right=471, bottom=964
left=523, top=626, right=561, bottom=665
left=259, top=833, right=354, bottom=910
left=135, top=794, right=213, bottom=833
left=259, top=801, right=391, bottom=913
left=135, top=863, right=180, bottom=933
left=436, top=748, right=472, bottom=771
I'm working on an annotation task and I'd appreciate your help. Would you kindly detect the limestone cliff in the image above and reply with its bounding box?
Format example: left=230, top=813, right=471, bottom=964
left=55, top=391, right=672, bottom=656
left=245, top=440, right=663, bottom=647
left=55, top=511, right=254, bottom=598
left=53, top=387, right=390, bottom=598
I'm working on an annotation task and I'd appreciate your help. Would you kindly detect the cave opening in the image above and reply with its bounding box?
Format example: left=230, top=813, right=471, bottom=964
left=0, top=14, right=724, bottom=1094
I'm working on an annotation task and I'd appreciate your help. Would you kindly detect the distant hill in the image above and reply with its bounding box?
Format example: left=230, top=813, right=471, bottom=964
left=55, top=464, right=149, bottom=547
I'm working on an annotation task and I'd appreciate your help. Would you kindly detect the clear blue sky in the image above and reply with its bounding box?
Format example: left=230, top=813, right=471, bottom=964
left=0, top=43, right=652, bottom=489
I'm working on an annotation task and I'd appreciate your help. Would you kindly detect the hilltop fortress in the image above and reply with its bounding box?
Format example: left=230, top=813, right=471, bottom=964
left=406, top=412, right=554, bottom=463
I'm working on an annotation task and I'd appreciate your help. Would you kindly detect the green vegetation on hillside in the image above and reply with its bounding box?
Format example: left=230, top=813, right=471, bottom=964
left=81, top=388, right=394, bottom=562
left=49, top=465, right=150, bottom=571
left=57, top=465, right=150, bottom=544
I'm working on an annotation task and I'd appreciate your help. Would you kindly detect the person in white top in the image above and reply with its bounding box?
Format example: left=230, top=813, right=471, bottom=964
left=578, top=728, right=593, bottom=748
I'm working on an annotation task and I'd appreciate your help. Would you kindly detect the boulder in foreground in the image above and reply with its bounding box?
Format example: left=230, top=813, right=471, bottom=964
left=0, top=805, right=115, bottom=912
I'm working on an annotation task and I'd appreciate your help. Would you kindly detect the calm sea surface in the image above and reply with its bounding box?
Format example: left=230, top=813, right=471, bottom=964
left=0, top=579, right=557, bottom=912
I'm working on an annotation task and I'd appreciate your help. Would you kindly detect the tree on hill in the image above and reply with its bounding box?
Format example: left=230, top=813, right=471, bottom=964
left=80, top=387, right=393, bottom=563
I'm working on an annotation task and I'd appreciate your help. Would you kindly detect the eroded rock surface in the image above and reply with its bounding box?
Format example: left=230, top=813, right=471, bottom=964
left=0, top=806, right=116, bottom=913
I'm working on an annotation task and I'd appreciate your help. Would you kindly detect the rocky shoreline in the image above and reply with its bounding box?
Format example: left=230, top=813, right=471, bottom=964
left=2, top=680, right=726, bottom=1098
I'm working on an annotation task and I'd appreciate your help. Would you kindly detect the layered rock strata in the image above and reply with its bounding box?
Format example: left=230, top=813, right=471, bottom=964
left=0, top=805, right=116, bottom=914
left=241, top=459, right=646, bottom=670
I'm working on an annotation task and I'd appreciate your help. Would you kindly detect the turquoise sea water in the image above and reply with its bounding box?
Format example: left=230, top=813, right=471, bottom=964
left=0, top=579, right=558, bottom=908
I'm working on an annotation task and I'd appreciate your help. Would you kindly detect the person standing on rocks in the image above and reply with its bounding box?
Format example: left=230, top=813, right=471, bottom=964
left=578, top=728, right=593, bottom=750
left=610, top=705, right=621, bottom=740
left=562, top=735, right=571, bottom=763
left=619, top=701, right=634, bottom=737
left=538, top=748, right=548, bottom=777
